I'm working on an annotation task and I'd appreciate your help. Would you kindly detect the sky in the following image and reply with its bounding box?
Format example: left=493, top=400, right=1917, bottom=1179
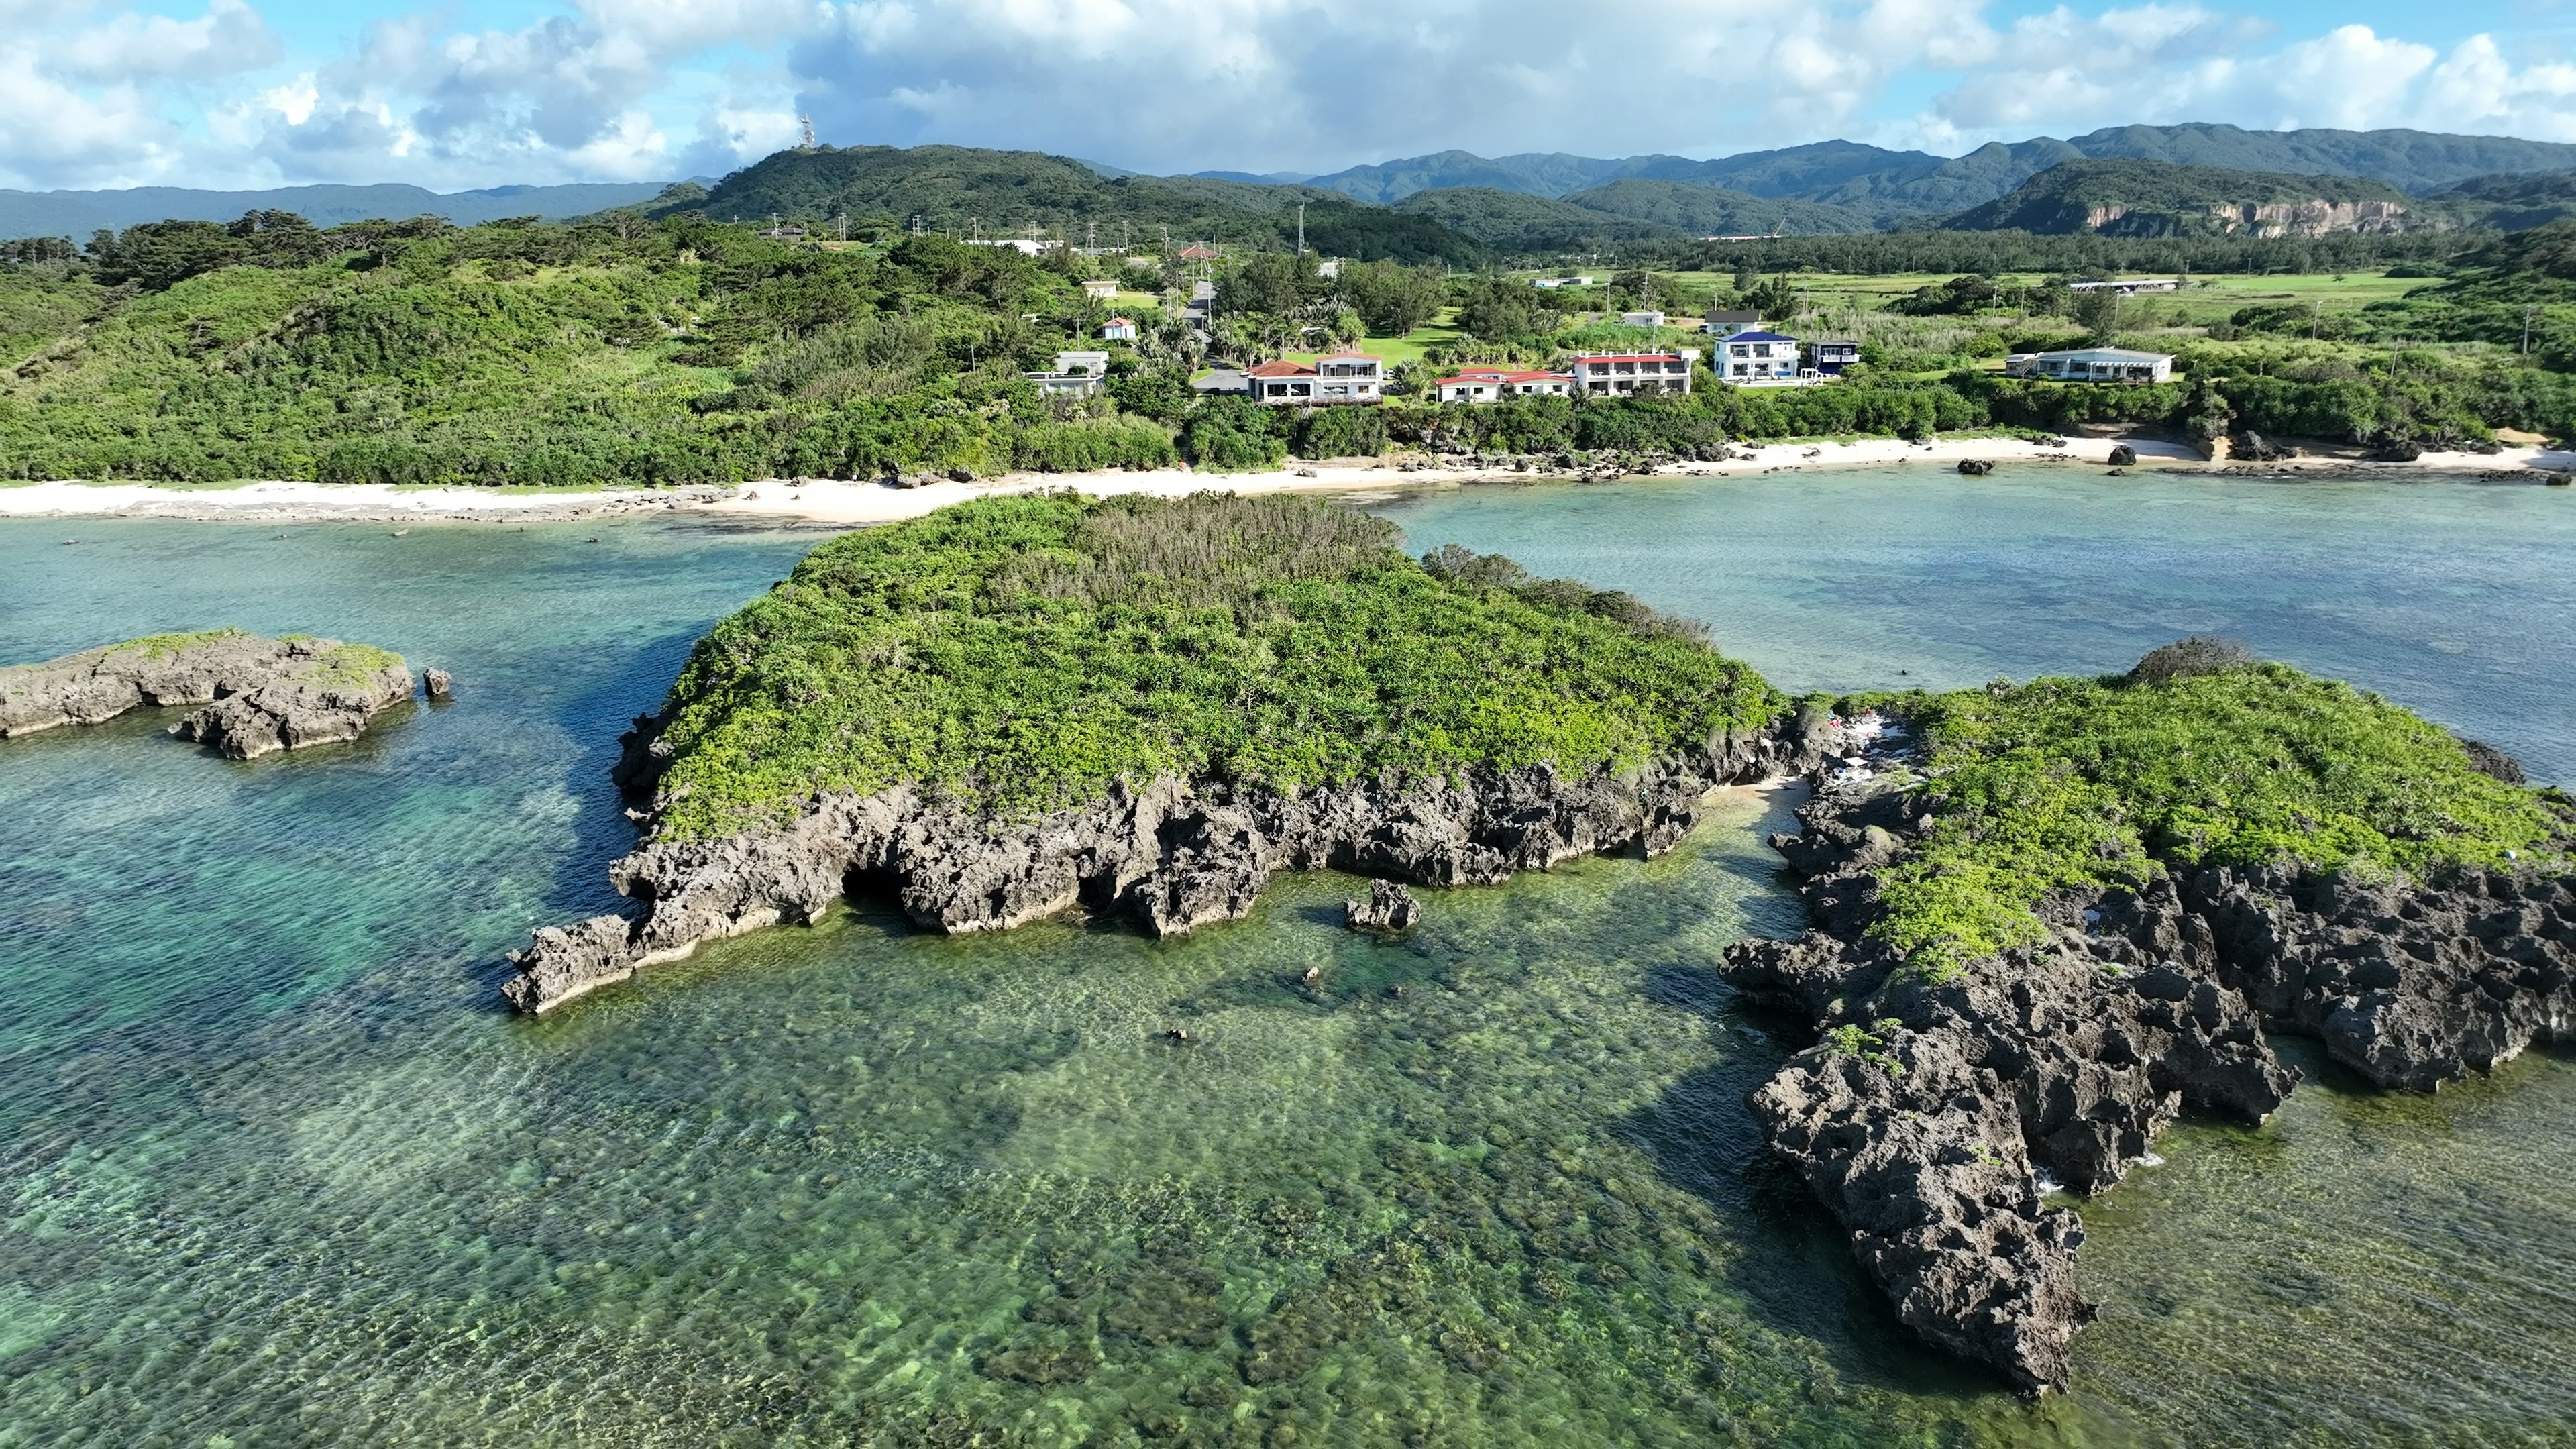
left=8, top=0, right=2576, bottom=193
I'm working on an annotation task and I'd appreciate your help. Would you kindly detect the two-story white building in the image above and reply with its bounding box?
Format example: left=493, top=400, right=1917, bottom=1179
left=1430, top=368, right=1576, bottom=403
left=1715, top=331, right=1801, bottom=386
left=1569, top=350, right=1697, bottom=397
left=1245, top=352, right=1385, bottom=405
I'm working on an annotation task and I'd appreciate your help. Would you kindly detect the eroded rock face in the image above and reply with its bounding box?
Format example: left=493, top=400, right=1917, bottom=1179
left=1726, top=770, right=2573, bottom=1392
left=1344, top=879, right=1421, bottom=932
left=0, top=629, right=414, bottom=758
left=506, top=721, right=1825, bottom=1014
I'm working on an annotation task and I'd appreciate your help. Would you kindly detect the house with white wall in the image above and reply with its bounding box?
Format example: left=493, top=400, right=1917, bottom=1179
left=1246, top=352, right=1385, bottom=405
left=1715, top=331, right=1801, bottom=386
left=1568, top=350, right=1697, bottom=397
left=2004, top=347, right=2174, bottom=384
left=1431, top=368, right=1576, bottom=403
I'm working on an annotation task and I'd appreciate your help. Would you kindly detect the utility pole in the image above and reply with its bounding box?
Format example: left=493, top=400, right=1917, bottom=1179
left=835, top=213, right=847, bottom=243
left=2525, top=304, right=2538, bottom=356
left=1296, top=204, right=1306, bottom=258
left=1087, top=220, right=1097, bottom=253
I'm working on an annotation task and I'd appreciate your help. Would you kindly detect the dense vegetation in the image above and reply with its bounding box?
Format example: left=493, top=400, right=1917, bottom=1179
left=660, top=145, right=1489, bottom=265
left=645, top=492, right=1781, bottom=839
left=1857, top=646, right=2572, bottom=979
left=0, top=213, right=1222, bottom=484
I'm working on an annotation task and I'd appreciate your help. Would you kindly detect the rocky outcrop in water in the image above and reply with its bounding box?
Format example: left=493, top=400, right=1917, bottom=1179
left=504, top=713, right=1837, bottom=1014
left=1724, top=750, right=2575, bottom=1393
left=1344, top=879, right=1422, bottom=932
left=0, top=629, right=415, bottom=758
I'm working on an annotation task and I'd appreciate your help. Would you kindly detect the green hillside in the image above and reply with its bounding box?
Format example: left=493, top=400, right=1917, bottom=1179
left=0, top=215, right=1202, bottom=485
left=2422, top=170, right=2576, bottom=232
left=1946, top=158, right=2415, bottom=235
left=1558, top=179, right=1873, bottom=236
left=667, top=145, right=1485, bottom=264
left=1389, top=187, right=1678, bottom=250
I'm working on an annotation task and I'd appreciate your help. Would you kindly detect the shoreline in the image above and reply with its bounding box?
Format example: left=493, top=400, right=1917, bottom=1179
left=3, top=435, right=2569, bottom=526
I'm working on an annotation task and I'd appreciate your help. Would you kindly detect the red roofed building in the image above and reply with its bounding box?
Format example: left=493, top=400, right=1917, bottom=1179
left=1569, top=349, right=1699, bottom=397
left=1245, top=352, right=1384, bottom=405
left=1431, top=368, right=1575, bottom=404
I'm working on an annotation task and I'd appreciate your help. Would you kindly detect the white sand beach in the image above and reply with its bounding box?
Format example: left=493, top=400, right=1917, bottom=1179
left=3, top=433, right=2566, bottom=527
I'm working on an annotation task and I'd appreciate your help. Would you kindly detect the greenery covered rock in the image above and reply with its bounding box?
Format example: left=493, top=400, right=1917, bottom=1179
left=1724, top=644, right=2573, bottom=1391
left=507, top=492, right=1803, bottom=1012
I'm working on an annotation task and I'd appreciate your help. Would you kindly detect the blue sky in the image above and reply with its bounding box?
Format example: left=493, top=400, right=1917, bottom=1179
left=6, top=0, right=2575, bottom=192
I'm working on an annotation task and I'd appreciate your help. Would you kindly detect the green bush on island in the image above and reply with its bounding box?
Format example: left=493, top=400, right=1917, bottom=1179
left=643, top=492, right=1782, bottom=840
left=1857, top=653, right=2573, bottom=980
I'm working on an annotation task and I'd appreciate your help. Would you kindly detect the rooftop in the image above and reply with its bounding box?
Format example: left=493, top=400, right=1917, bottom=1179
left=1719, top=331, right=1798, bottom=345
left=1243, top=360, right=1315, bottom=378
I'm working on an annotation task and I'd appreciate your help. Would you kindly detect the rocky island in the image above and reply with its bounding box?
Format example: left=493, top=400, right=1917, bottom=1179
left=506, top=492, right=1818, bottom=1012
left=506, top=495, right=2572, bottom=1397
left=1723, top=640, right=2575, bottom=1391
left=0, top=628, right=417, bottom=758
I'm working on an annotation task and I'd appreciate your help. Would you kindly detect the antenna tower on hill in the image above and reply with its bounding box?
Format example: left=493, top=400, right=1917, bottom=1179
left=798, top=115, right=817, bottom=149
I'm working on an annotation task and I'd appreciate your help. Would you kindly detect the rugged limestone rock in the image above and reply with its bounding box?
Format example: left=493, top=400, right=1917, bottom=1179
left=507, top=720, right=1831, bottom=1014
left=1726, top=757, right=2573, bottom=1392
left=425, top=669, right=454, bottom=699
left=1344, top=879, right=1422, bottom=932
left=0, top=629, right=414, bottom=758
left=2106, top=444, right=2139, bottom=467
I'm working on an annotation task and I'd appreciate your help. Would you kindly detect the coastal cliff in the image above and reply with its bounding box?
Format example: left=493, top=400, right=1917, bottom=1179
left=504, top=491, right=1792, bottom=1011
left=1723, top=655, right=2575, bottom=1392
left=509, top=729, right=1821, bottom=1012
left=0, top=628, right=416, bottom=757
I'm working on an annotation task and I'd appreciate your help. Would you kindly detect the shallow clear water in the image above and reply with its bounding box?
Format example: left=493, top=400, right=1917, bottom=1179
left=2, top=472, right=2571, bottom=1446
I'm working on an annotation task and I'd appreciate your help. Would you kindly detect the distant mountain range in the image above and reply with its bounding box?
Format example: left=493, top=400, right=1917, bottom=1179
left=14, top=125, right=2576, bottom=251
left=1297, top=125, right=2576, bottom=224
left=0, top=180, right=680, bottom=242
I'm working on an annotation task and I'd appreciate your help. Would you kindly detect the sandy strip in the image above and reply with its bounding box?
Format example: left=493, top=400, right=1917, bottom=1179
left=0, top=480, right=723, bottom=523
left=5, top=435, right=2567, bottom=527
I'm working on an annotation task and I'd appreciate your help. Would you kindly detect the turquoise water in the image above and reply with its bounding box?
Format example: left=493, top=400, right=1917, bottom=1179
left=2, top=472, right=2571, bottom=1446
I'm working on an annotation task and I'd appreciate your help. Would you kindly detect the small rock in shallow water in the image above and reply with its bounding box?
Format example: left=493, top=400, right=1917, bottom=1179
left=424, top=668, right=454, bottom=699
left=1344, top=879, right=1422, bottom=932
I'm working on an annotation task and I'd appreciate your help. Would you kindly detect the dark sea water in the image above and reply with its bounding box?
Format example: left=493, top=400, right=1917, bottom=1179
left=2, top=470, right=2571, bottom=1446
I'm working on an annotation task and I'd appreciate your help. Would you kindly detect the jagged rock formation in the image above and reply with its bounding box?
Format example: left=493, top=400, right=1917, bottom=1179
left=1725, top=759, right=2575, bottom=1393
left=504, top=711, right=1837, bottom=1014
left=1344, top=879, right=1422, bottom=931
left=0, top=629, right=415, bottom=758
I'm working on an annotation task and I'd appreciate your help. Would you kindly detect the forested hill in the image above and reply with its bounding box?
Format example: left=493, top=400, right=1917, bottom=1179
left=665, top=146, right=1488, bottom=265
left=1301, top=125, right=2576, bottom=223
left=1944, top=160, right=2417, bottom=236
left=0, top=181, right=680, bottom=246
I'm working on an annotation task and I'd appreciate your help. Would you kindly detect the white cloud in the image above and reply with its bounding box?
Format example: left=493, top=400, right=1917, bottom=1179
left=8, top=1, right=2576, bottom=195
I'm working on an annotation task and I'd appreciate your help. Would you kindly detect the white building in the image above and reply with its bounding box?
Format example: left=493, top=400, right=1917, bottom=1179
left=1026, top=350, right=1112, bottom=398
left=1431, top=368, right=1576, bottom=403
left=1245, top=352, right=1385, bottom=405
left=1705, top=309, right=1762, bottom=338
left=967, top=238, right=1056, bottom=255
left=1569, top=350, right=1697, bottom=397
left=1531, top=274, right=1595, bottom=289
left=1101, top=317, right=1138, bottom=342
left=2004, top=347, right=2174, bottom=384
left=1621, top=311, right=1667, bottom=329
left=1081, top=278, right=1121, bottom=300
left=2066, top=278, right=2182, bottom=294
left=1715, top=331, right=1801, bottom=386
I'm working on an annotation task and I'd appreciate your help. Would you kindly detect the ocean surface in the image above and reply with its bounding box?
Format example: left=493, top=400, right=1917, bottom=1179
left=1, top=468, right=2570, bottom=1446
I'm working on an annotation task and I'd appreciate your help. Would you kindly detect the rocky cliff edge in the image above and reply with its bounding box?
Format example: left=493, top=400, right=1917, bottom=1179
left=1723, top=731, right=2575, bottom=1392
